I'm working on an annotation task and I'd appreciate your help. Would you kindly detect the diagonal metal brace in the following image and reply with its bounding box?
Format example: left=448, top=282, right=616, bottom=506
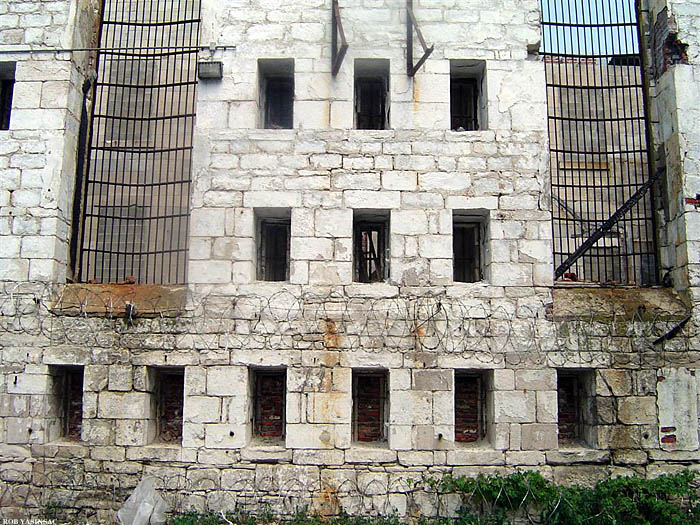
left=554, top=166, right=665, bottom=280
left=331, top=0, right=348, bottom=76
left=406, top=0, right=434, bottom=77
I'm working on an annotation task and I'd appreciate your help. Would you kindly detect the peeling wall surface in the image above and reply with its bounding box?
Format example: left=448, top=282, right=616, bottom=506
left=1, top=0, right=700, bottom=521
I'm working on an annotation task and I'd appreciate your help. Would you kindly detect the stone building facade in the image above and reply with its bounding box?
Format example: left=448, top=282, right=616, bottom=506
left=0, top=0, right=700, bottom=521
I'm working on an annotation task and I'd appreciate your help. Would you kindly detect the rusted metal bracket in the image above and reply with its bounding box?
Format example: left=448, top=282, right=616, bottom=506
left=554, top=167, right=666, bottom=280
left=406, top=0, right=434, bottom=77
left=331, top=0, right=348, bottom=76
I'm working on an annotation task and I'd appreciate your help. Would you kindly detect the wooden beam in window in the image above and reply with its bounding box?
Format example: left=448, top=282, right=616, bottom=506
left=406, top=0, right=434, bottom=77
left=331, top=0, right=349, bottom=76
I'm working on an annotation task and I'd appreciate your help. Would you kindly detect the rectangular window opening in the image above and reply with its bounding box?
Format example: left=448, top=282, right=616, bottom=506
left=352, top=370, right=388, bottom=443
left=252, top=369, right=286, bottom=443
left=354, top=209, right=389, bottom=283
left=156, top=368, right=184, bottom=444
left=259, top=59, right=294, bottom=129
left=50, top=366, right=84, bottom=442
left=450, top=60, right=486, bottom=131
left=453, top=211, right=485, bottom=283
left=0, top=62, right=16, bottom=131
left=355, top=59, right=390, bottom=130
left=455, top=371, right=487, bottom=443
left=256, top=208, right=291, bottom=281
left=557, top=370, right=595, bottom=447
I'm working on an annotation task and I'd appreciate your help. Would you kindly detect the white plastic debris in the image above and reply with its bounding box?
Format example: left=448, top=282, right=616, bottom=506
left=117, top=476, right=170, bottom=525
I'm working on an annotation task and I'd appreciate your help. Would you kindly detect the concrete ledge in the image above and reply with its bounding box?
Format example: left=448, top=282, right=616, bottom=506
left=552, top=287, right=688, bottom=322
left=52, top=284, right=187, bottom=317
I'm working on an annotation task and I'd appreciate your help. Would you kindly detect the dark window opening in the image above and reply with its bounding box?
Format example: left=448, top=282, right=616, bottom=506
left=450, top=60, right=486, bottom=131
left=55, top=367, right=83, bottom=441
left=455, top=372, right=486, bottom=443
left=256, top=208, right=291, bottom=281
left=355, top=59, right=389, bottom=130
left=0, top=62, right=16, bottom=131
left=557, top=370, right=595, bottom=447
left=354, top=210, right=389, bottom=283
left=157, top=369, right=184, bottom=444
left=451, top=78, right=478, bottom=131
left=352, top=370, right=388, bottom=443
left=259, top=59, right=294, bottom=129
left=453, top=213, right=484, bottom=283
left=253, top=369, right=286, bottom=440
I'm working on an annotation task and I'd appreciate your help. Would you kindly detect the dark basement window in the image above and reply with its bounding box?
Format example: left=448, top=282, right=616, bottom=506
left=353, top=209, right=389, bottom=283
left=352, top=370, right=388, bottom=443
left=557, top=370, right=596, bottom=447
left=54, top=366, right=84, bottom=441
left=157, top=368, right=184, bottom=444
left=454, top=372, right=486, bottom=443
left=253, top=369, right=286, bottom=441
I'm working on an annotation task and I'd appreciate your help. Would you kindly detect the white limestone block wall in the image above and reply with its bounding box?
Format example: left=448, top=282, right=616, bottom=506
left=0, top=0, right=100, bottom=283
left=190, top=0, right=551, bottom=295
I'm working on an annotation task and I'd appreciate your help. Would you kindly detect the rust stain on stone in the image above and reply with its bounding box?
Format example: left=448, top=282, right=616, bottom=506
left=323, top=318, right=342, bottom=348
left=52, top=283, right=187, bottom=317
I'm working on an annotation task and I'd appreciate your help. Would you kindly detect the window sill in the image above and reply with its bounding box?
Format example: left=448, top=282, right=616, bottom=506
left=52, top=283, right=187, bottom=317
left=346, top=443, right=396, bottom=463
left=241, top=442, right=291, bottom=463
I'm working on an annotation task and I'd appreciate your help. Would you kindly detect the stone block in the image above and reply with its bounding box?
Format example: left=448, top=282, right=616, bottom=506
left=345, top=447, right=397, bottom=463
left=388, top=425, right=412, bottom=450
left=398, top=451, right=434, bottom=466
left=291, top=237, right=334, bottom=260
left=492, top=369, right=515, bottom=390
left=184, top=396, right=221, bottom=423
left=286, top=423, right=350, bottom=449
left=515, top=369, right=556, bottom=390
left=7, top=373, right=50, bottom=395
left=506, top=451, right=545, bottom=466
left=546, top=449, right=610, bottom=465
left=190, top=208, right=226, bottom=237
left=241, top=446, right=293, bottom=463
left=115, top=420, right=156, bottom=446
left=536, top=391, right=557, bottom=423
left=108, top=365, right=132, bottom=391
left=185, top=367, right=206, bottom=395
left=617, top=396, right=656, bottom=425
left=207, top=366, right=247, bottom=396
left=521, top=424, right=558, bottom=451
left=98, top=392, right=153, bottom=419
left=293, top=449, right=345, bottom=465
left=446, top=449, right=505, bottom=466
left=221, top=468, right=256, bottom=490
left=307, top=392, right=351, bottom=423
left=596, top=370, right=632, bottom=396
left=315, top=209, right=353, bottom=238
left=344, top=190, right=400, bottom=209
left=204, top=424, right=248, bottom=448
left=493, top=391, right=535, bottom=423
left=82, top=419, right=114, bottom=445
left=391, top=210, right=429, bottom=235
left=91, top=446, right=126, bottom=462
left=413, top=370, right=453, bottom=391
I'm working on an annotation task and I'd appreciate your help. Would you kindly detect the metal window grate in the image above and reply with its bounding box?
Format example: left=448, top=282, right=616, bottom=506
left=253, top=370, right=286, bottom=440
left=76, top=0, right=200, bottom=284
left=352, top=371, right=387, bottom=443
left=450, top=78, right=478, bottom=131
left=354, top=210, right=389, bottom=283
left=541, top=0, right=658, bottom=285
left=454, top=373, right=486, bottom=443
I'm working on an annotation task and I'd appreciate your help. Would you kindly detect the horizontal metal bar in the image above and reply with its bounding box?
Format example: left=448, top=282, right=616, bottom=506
left=93, top=113, right=196, bottom=122
left=102, top=18, right=200, bottom=27
left=546, top=83, right=644, bottom=90
left=86, top=179, right=192, bottom=189
left=548, top=115, right=645, bottom=123
left=541, top=21, right=636, bottom=28
left=92, top=145, right=193, bottom=154
left=0, top=45, right=233, bottom=55
left=97, top=80, right=197, bottom=89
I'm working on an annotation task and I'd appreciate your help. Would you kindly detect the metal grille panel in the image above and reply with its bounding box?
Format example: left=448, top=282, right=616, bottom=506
left=77, top=0, right=200, bottom=284
left=541, top=0, right=658, bottom=285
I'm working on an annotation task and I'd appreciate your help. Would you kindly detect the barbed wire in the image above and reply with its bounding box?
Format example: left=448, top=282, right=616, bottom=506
left=0, top=281, right=697, bottom=368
